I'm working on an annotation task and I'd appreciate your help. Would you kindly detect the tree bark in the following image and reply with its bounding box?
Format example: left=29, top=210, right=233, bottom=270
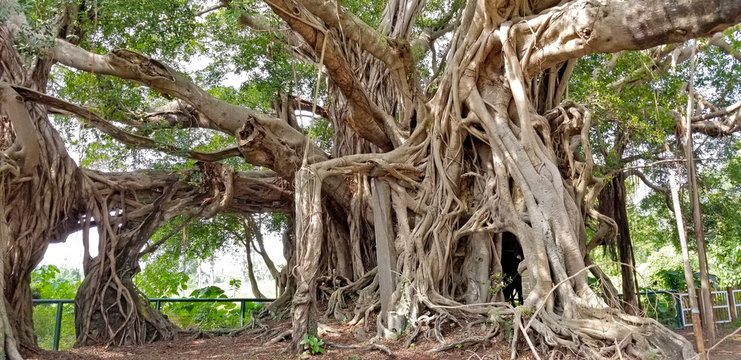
left=1, top=20, right=84, bottom=353
left=73, top=167, right=292, bottom=346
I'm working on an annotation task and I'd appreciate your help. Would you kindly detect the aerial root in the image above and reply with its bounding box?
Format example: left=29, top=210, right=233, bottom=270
left=325, top=268, right=378, bottom=325
left=517, top=307, right=696, bottom=360
left=258, top=289, right=292, bottom=320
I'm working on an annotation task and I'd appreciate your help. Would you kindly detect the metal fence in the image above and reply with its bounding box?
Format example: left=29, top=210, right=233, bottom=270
left=679, top=288, right=740, bottom=328
left=623, top=290, right=684, bottom=330
left=32, top=297, right=273, bottom=351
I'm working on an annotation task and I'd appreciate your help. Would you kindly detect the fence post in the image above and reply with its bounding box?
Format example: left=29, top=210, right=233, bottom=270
left=240, top=301, right=246, bottom=327
left=53, top=302, right=63, bottom=351
left=728, top=287, right=737, bottom=323
left=155, top=300, right=161, bottom=311
left=675, top=293, right=684, bottom=329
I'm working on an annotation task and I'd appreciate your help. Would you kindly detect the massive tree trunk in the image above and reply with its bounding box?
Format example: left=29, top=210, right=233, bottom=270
left=0, top=18, right=84, bottom=354
left=280, top=0, right=740, bottom=358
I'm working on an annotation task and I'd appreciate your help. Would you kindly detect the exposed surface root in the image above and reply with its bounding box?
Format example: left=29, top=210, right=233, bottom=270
left=324, top=340, right=393, bottom=356
left=266, top=330, right=293, bottom=345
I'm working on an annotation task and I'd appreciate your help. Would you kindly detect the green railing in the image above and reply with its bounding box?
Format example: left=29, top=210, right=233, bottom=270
left=32, top=297, right=274, bottom=351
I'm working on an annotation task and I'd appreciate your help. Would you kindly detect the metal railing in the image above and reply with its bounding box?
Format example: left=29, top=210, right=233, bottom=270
left=32, top=297, right=274, bottom=351
left=617, top=290, right=683, bottom=329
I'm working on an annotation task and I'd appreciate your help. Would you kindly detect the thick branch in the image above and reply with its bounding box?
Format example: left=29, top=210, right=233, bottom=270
left=0, top=82, right=40, bottom=175
left=521, top=0, right=741, bottom=76
left=12, top=85, right=241, bottom=162
left=265, top=0, right=397, bottom=150
left=51, top=40, right=355, bottom=213
left=709, top=32, right=741, bottom=62
left=297, top=0, right=405, bottom=74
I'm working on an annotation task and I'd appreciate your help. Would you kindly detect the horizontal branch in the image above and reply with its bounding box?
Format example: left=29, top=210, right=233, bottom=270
left=84, top=168, right=294, bottom=217
left=12, top=85, right=242, bottom=162
left=520, top=0, right=741, bottom=76
left=50, top=38, right=358, bottom=217
left=692, top=99, right=741, bottom=122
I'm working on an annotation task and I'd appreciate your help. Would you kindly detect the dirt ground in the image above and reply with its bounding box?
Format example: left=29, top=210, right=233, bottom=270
left=678, top=326, right=741, bottom=360
left=24, top=319, right=537, bottom=360
left=22, top=321, right=741, bottom=360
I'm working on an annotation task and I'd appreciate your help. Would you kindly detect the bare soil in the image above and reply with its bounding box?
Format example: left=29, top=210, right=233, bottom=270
left=24, top=320, right=741, bottom=360
left=678, top=326, right=741, bottom=360
left=23, top=319, right=538, bottom=360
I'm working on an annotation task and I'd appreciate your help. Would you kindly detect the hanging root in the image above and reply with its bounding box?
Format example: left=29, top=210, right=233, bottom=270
left=326, top=267, right=378, bottom=325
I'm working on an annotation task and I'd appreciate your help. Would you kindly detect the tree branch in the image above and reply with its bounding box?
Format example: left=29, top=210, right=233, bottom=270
left=709, top=32, right=741, bottom=62
left=294, top=0, right=406, bottom=81
left=624, top=169, right=669, bottom=194
left=0, top=82, right=40, bottom=175
left=196, top=3, right=227, bottom=17
left=519, top=0, right=741, bottom=76
left=11, top=85, right=242, bottom=162
left=49, top=38, right=359, bottom=222
left=264, top=0, right=398, bottom=150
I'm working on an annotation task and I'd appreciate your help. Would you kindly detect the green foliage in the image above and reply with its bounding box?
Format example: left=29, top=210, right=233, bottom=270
left=31, top=265, right=80, bottom=350
left=641, top=292, right=681, bottom=329
left=83, top=0, right=198, bottom=58
left=31, top=265, right=80, bottom=300
left=488, top=272, right=513, bottom=295
left=308, top=116, right=334, bottom=152
left=134, top=251, right=189, bottom=298
left=701, top=139, right=741, bottom=287
left=300, top=335, right=326, bottom=355
left=158, top=285, right=263, bottom=330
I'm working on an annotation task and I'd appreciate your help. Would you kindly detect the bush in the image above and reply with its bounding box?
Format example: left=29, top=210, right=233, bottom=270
left=31, top=265, right=80, bottom=350
left=159, top=285, right=263, bottom=330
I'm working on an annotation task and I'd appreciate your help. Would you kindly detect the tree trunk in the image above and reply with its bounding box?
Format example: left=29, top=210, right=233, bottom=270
left=682, top=51, right=716, bottom=345
left=1, top=0, right=736, bottom=358
left=73, top=162, right=268, bottom=346
left=73, top=181, right=181, bottom=346
left=282, top=0, right=735, bottom=357
left=0, top=161, right=24, bottom=360
left=74, top=255, right=176, bottom=346
left=1, top=20, right=84, bottom=354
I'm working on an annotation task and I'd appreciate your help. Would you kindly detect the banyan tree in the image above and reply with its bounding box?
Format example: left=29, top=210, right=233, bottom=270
left=1, top=0, right=739, bottom=359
